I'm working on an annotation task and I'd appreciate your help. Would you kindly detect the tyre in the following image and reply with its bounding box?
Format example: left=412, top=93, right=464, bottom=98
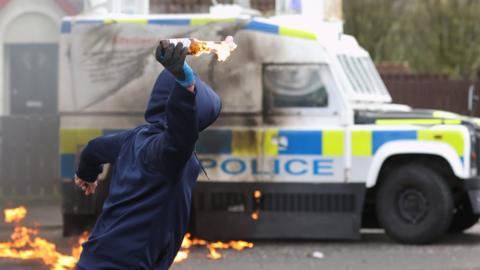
left=376, top=165, right=453, bottom=244
left=448, top=194, right=479, bottom=233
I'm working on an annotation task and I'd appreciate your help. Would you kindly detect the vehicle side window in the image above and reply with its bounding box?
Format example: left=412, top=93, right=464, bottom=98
left=263, top=64, right=329, bottom=109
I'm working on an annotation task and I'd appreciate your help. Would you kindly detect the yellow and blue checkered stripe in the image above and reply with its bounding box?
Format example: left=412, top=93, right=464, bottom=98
left=243, top=20, right=317, bottom=40
left=60, top=18, right=236, bottom=33
left=60, top=128, right=465, bottom=178
left=60, top=128, right=344, bottom=178
left=196, top=129, right=343, bottom=157
left=61, top=17, right=237, bottom=33
left=60, top=18, right=317, bottom=40
left=352, top=130, right=465, bottom=162
left=196, top=128, right=464, bottom=159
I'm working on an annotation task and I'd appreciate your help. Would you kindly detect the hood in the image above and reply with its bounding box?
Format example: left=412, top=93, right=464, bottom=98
left=144, top=70, right=221, bottom=131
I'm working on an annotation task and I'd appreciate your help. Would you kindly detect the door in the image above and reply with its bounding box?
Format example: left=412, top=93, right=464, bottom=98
left=1, top=44, right=59, bottom=199
left=262, top=63, right=346, bottom=183
left=7, top=43, right=58, bottom=114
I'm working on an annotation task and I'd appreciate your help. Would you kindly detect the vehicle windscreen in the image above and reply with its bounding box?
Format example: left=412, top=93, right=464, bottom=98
left=263, top=64, right=329, bottom=109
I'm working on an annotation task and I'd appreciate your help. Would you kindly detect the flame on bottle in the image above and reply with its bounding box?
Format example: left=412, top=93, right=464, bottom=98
left=181, top=36, right=237, bottom=62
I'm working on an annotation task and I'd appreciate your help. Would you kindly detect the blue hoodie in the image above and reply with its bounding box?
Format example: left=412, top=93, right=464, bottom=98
left=75, top=71, right=221, bottom=270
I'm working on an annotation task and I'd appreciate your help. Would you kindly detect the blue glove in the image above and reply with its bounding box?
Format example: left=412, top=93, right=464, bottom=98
left=176, top=62, right=195, bottom=88
left=156, top=41, right=195, bottom=88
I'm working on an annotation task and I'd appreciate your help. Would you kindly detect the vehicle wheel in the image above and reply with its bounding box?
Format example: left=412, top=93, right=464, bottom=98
left=376, top=165, right=453, bottom=244
left=448, top=194, right=479, bottom=233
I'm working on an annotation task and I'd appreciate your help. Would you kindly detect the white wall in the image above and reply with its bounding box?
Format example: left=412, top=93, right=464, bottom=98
left=0, top=0, right=64, bottom=115
left=275, top=0, right=343, bottom=21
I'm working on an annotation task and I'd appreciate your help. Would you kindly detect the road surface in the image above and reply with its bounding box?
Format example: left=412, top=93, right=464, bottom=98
left=1, top=205, right=480, bottom=270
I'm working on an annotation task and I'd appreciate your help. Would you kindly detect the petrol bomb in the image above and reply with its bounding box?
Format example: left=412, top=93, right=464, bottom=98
left=161, top=36, right=237, bottom=61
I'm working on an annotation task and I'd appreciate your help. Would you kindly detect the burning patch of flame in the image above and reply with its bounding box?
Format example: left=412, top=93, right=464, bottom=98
left=0, top=207, right=253, bottom=267
left=251, top=190, right=262, bottom=220
left=4, top=206, right=27, bottom=223
left=174, top=233, right=253, bottom=263
left=0, top=206, right=87, bottom=270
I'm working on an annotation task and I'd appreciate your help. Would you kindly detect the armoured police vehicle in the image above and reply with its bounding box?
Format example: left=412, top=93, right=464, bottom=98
left=59, top=12, right=480, bottom=244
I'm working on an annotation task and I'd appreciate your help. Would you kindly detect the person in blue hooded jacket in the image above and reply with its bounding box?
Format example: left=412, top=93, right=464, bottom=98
left=73, top=41, right=221, bottom=270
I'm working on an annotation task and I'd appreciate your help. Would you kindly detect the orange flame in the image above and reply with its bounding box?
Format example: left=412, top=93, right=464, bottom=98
left=173, top=233, right=254, bottom=263
left=0, top=207, right=252, bottom=267
left=0, top=206, right=88, bottom=270
left=173, top=250, right=189, bottom=263
left=207, top=245, right=223, bottom=260
left=189, top=36, right=237, bottom=62
left=251, top=190, right=262, bottom=220
left=4, top=206, right=27, bottom=223
left=254, top=190, right=262, bottom=199
left=71, top=231, right=89, bottom=260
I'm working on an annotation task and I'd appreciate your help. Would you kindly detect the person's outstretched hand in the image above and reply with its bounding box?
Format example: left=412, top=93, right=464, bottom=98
left=75, top=175, right=98, bottom=196
left=155, top=40, right=195, bottom=90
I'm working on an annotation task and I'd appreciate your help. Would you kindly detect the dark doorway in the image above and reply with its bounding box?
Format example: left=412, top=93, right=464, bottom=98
left=0, top=43, right=59, bottom=203
left=7, top=43, right=58, bottom=115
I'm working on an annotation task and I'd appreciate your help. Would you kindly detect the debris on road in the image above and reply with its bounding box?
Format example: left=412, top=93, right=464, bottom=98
left=311, top=251, right=324, bottom=259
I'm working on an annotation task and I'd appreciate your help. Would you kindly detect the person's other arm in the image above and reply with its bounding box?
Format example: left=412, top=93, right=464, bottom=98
left=75, top=131, right=129, bottom=195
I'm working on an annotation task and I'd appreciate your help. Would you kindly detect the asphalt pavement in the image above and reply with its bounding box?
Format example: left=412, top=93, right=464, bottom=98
left=1, top=205, right=480, bottom=270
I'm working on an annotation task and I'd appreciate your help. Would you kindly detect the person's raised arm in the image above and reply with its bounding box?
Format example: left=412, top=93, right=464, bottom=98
left=144, top=42, right=199, bottom=177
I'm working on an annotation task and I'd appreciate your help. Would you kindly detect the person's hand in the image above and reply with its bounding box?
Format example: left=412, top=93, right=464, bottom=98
left=156, top=41, right=188, bottom=80
left=155, top=40, right=195, bottom=89
left=75, top=175, right=98, bottom=196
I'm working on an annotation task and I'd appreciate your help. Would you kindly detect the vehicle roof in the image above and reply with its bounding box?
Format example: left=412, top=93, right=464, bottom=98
left=61, top=14, right=327, bottom=42
left=60, top=13, right=391, bottom=109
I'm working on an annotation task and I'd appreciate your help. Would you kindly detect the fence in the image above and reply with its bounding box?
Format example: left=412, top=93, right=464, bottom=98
left=382, top=74, right=480, bottom=117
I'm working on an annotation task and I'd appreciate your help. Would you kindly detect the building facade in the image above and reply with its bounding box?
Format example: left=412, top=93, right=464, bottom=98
left=0, top=0, right=81, bottom=115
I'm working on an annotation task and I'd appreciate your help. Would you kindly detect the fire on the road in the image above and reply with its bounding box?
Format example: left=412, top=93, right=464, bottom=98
left=0, top=206, right=85, bottom=270
left=4, top=207, right=27, bottom=223
left=0, top=207, right=253, bottom=268
left=174, top=233, right=254, bottom=263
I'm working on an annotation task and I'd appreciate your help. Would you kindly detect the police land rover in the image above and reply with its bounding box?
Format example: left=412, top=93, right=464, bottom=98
left=58, top=11, right=480, bottom=244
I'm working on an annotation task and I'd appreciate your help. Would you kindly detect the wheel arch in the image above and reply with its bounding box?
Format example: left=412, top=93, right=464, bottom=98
left=366, top=140, right=465, bottom=188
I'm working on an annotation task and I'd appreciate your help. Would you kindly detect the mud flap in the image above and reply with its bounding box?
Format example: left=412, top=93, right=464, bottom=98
left=468, top=190, right=480, bottom=214
left=464, top=178, right=480, bottom=214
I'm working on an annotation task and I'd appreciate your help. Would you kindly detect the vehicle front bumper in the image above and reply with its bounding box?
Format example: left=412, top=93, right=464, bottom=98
left=464, top=178, right=480, bottom=214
